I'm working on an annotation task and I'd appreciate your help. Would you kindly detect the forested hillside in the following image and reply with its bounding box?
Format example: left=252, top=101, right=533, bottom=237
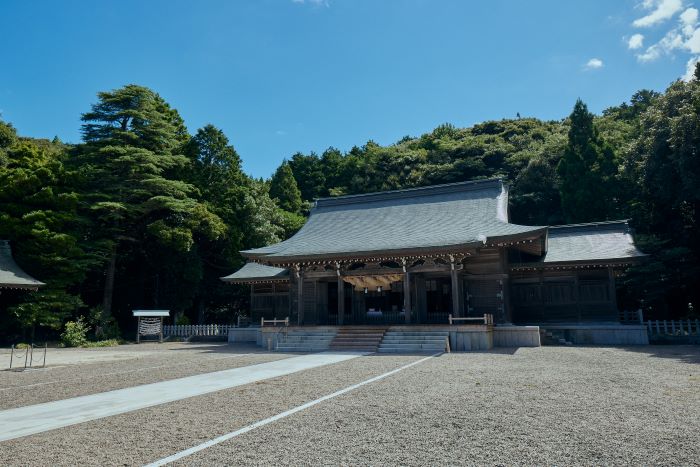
left=1, top=71, right=699, bottom=343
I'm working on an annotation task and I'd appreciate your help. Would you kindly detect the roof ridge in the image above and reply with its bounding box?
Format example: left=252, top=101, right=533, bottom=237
left=549, top=219, right=630, bottom=230
left=314, top=178, right=503, bottom=208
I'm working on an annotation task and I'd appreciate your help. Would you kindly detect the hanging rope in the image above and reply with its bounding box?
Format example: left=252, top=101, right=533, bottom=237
left=342, top=274, right=404, bottom=292
left=138, top=317, right=162, bottom=336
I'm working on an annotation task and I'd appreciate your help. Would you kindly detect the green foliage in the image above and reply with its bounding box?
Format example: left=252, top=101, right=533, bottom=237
left=2, top=75, right=699, bottom=336
left=270, top=161, right=303, bottom=213
left=75, top=85, right=225, bottom=319
left=82, top=339, right=120, bottom=348
left=0, top=138, right=90, bottom=334
left=61, top=317, right=89, bottom=347
left=175, top=314, right=191, bottom=325
left=557, top=99, right=618, bottom=223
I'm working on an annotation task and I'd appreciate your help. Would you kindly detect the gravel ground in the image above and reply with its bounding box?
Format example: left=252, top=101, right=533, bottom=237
left=0, top=343, right=288, bottom=409
left=179, top=346, right=700, bottom=466
left=0, top=346, right=698, bottom=466
left=0, top=353, right=423, bottom=466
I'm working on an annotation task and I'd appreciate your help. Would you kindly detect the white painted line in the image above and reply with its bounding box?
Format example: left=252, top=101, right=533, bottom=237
left=145, top=353, right=440, bottom=467
left=0, top=352, right=364, bottom=442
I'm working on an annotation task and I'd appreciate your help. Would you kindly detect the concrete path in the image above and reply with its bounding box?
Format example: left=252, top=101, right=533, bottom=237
left=0, top=352, right=364, bottom=442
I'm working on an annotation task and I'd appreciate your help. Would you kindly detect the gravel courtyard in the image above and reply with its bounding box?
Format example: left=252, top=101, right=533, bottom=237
left=0, top=344, right=698, bottom=466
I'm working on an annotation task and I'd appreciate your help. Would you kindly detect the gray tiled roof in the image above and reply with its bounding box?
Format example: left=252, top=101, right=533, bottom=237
left=0, top=241, right=44, bottom=289
left=220, top=262, right=289, bottom=283
left=242, top=179, right=545, bottom=261
left=518, top=221, right=645, bottom=266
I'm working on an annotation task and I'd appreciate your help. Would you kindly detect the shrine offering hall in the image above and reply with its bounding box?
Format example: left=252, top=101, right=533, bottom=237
left=223, top=179, right=647, bottom=348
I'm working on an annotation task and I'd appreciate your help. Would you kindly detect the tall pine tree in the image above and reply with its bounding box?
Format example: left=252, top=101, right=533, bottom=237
left=269, top=161, right=303, bottom=213
left=557, top=99, right=617, bottom=223
left=75, top=85, right=224, bottom=320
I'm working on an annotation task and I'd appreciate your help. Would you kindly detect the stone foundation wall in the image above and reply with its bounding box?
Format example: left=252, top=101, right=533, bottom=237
left=543, top=325, right=649, bottom=345
left=493, top=326, right=541, bottom=347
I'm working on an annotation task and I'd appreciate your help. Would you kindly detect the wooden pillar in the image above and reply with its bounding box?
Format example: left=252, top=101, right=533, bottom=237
left=159, top=316, right=163, bottom=343
left=450, top=255, right=461, bottom=318
left=336, top=263, right=344, bottom=325
left=136, top=316, right=141, bottom=344
left=295, top=265, right=303, bottom=326
left=573, top=272, right=581, bottom=322
left=608, top=267, right=618, bottom=314
left=402, top=258, right=411, bottom=324
left=502, top=277, right=512, bottom=324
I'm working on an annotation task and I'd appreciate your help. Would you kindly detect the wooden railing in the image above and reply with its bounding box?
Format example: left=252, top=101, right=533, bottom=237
left=448, top=314, right=494, bottom=325
left=163, top=324, right=235, bottom=337
left=620, top=309, right=644, bottom=324
left=261, top=317, right=289, bottom=327
left=646, top=319, right=700, bottom=336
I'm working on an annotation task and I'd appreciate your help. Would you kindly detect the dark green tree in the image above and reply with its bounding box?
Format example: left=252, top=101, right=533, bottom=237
left=557, top=99, right=617, bottom=223
left=75, top=85, right=225, bottom=321
left=269, top=161, right=302, bottom=213
left=0, top=139, right=91, bottom=340
left=622, top=77, right=700, bottom=317
left=288, top=152, right=326, bottom=200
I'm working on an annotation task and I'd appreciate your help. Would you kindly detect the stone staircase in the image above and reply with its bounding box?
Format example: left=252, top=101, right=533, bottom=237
left=539, top=328, right=573, bottom=346
left=328, top=327, right=387, bottom=352
left=275, top=329, right=337, bottom=352
left=377, top=330, right=450, bottom=353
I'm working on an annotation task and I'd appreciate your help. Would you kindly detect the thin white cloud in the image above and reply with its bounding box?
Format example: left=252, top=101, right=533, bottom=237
left=633, top=0, right=683, bottom=27
left=626, top=1, right=700, bottom=78
left=292, top=0, right=329, bottom=6
left=683, top=55, right=700, bottom=79
left=628, top=33, right=645, bottom=49
left=686, top=27, right=700, bottom=52
left=275, top=130, right=287, bottom=136
left=584, top=58, right=604, bottom=70
left=681, top=7, right=699, bottom=33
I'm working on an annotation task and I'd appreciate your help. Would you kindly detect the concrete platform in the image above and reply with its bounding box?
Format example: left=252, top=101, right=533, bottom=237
left=539, top=324, right=649, bottom=345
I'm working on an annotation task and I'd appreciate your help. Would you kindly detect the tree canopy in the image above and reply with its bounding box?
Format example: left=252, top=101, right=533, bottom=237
left=0, top=75, right=698, bottom=343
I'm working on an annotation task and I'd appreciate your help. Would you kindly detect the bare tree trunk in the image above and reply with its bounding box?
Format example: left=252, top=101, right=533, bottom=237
left=102, top=245, right=117, bottom=317
left=197, top=298, right=205, bottom=324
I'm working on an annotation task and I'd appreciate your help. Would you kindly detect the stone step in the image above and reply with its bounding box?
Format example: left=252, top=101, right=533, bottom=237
left=333, top=333, right=384, bottom=338
left=382, top=336, right=447, bottom=342
left=379, top=342, right=446, bottom=348
left=383, top=332, right=450, bottom=337
left=281, top=331, right=336, bottom=337
left=329, top=343, right=378, bottom=348
left=281, top=338, right=335, bottom=343
left=377, top=347, right=443, bottom=353
left=331, top=339, right=382, bottom=345
left=276, top=346, right=330, bottom=352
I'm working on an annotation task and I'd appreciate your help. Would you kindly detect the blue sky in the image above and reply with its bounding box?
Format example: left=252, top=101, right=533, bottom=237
left=1, top=0, right=697, bottom=177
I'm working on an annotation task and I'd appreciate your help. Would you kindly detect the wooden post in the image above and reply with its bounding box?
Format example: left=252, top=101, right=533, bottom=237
left=337, top=263, right=345, bottom=326
left=402, top=259, right=411, bottom=324
left=608, top=267, right=618, bottom=315
left=296, top=266, right=304, bottom=326
left=159, top=317, right=163, bottom=343
left=450, top=255, right=460, bottom=318
left=573, top=273, right=581, bottom=323
left=137, top=316, right=141, bottom=344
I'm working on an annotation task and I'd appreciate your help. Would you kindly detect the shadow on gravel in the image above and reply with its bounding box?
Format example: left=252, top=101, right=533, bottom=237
left=168, top=343, right=265, bottom=355
left=619, top=345, right=700, bottom=365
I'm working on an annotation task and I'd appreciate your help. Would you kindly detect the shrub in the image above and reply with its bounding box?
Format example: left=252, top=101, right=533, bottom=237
left=89, top=306, right=121, bottom=340
left=175, top=314, right=190, bottom=325
left=82, top=339, right=120, bottom=348
left=61, top=317, right=89, bottom=347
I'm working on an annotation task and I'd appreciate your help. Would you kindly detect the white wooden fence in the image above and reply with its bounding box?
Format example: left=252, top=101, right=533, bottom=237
left=646, top=319, right=700, bottom=337
left=163, top=324, right=235, bottom=338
